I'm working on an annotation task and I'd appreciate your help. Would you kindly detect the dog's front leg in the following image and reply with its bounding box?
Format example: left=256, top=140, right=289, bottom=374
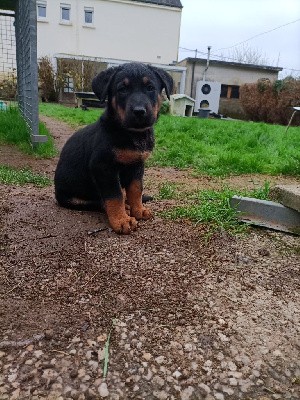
left=91, top=165, right=137, bottom=234
left=104, top=193, right=138, bottom=234
left=126, top=179, right=152, bottom=221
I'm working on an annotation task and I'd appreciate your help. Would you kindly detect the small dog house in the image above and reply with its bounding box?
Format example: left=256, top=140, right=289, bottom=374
left=169, top=94, right=195, bottom=117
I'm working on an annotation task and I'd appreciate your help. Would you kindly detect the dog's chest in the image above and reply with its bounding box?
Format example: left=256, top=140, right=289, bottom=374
left=114, top=148, right=151, bottom=164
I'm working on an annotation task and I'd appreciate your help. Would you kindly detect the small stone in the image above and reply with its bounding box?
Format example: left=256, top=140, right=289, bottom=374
left=8, top=373, right=17, bottom=383
left=214, top=393, right=224, bottom=400
left=25, top=359, right=34, bottom=365
left=258, top=248, right=270, bottom=256
left=98, top=382, right=109, bottom=398
left=152, top=375, right=164, bottom=388
left=222, top=386, right=234, bottom=395
left=228, top=371, right=242, bottom=379
left=198, top=383, right=210, bottom=395
left=86, top=388, right=98, bottom=400
left=144, top=369, right=153, bottom=381
left=228, top=361, right=237, bottom=371
left=143, top=352, right=152, bottom=361
left=0, top=351, right=6, bottom=358
left=44, top=329, right=54, bottom=340
left=33, top=350, right=44, bottom=358
left=172, top=370, right=182, bottom=379
left=88, top=360, right=99, bottom=371
left=155, top=355, right=165, bottom=364
left=70, top=368, right=78, bottom=379
left=218, top=333, right=229, bottom=342
left=97, top=334, right=107, bottom=342
left=184, top=343, right=193, bottom=352
left=229, top=377, right=238, bottom=386
left=180, top=386, right=194, bottom=400
left=87, top=339, right=97, bottom=347
left=273, top=349, right=283, bottom=357
left=153, top=390, right=168, bottom=400
left=98, top=348, right=105, bottom=361
left=11, top=389, right=21, bottom=400
left=77, top=368, right=85, bottom=378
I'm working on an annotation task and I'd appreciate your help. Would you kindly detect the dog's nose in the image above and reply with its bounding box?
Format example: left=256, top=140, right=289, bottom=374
left=133, top=106, right=147, bottom=117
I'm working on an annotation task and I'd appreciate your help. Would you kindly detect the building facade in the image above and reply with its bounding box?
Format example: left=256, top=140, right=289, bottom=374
left=36, top=0, right=183, bottom=65
left=177, top=58, right=282, bottom=117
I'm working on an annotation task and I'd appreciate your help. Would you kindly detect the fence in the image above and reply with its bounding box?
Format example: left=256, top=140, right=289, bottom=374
left=0, top=0, right=46, bottom=144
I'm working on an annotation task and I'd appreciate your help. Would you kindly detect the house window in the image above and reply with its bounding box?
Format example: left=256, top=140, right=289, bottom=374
left=37, top=1, right=47, bottom=20
left=84, top=7, right=94, bottom=24
left=64, top=75, right=74, bottom=93
left=60, top=3, right=71, bottom=22
left=221, top=84, right=240, bottom=99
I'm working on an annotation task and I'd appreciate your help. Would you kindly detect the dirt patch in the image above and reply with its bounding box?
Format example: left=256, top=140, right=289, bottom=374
left=0, top=116, right=299, bottom=399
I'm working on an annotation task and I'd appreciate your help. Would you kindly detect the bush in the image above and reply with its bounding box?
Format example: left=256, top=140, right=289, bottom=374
left=240, top=77, right=300, bottom=125
left=0, top=72, right=17, bottom=100
left=38, top=56, right=58, bottom=102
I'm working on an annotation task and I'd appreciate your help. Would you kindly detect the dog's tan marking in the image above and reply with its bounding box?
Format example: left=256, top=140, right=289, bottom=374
left=111, top=96, right=126, bottom=123
left=124, top=78, right=130, bottom=85
left=114, top=149, right=151, bottom=164
left=143, top=76, right=149, bottom=84
left=105, top=197, right=137, bottom=234
left=126, top=180, right=152, bottom=220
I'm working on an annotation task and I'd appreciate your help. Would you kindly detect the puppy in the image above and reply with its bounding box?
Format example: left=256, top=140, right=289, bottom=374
left=54, top=62, right=173, bottom=234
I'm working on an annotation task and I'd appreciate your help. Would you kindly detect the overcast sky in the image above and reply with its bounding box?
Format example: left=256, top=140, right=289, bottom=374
left=178, top=0, right=300, bottom=77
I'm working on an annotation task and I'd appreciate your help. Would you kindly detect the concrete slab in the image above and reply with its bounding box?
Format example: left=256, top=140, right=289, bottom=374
left=230, top=196, right=300, bottom=235
left=270, top=185, right=300, bottom=213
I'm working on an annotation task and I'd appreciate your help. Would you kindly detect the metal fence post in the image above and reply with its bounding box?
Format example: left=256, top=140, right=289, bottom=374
left=15, top=0, right=47, bottom=144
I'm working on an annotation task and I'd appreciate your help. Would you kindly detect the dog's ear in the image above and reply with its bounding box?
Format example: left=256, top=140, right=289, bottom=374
left=92, top=67, right=119, bottom=102
left=148, top=66, right=174, bottom=100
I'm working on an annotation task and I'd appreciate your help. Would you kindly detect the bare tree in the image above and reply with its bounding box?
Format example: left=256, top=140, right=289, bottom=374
left=220, top=44, right=273, bottom=66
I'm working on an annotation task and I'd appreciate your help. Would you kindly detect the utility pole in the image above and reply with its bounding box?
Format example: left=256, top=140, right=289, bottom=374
left=190, top=48, right=198, bottom=97
left=203, top=46, right=211, bottom=81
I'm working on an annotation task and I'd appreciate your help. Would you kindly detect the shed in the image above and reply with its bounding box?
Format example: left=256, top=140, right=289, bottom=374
left=169, top=94, right=195, bottom=117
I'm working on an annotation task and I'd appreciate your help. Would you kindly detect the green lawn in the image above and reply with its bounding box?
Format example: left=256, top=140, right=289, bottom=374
left=153, top=115, right=300, bottom=176
left=0, top=106, right=57, bottom=158
left=39, top=102, right=103, bottom=126
left=0, top=165, right=51, bottom=187
left=38, top=103, right=300, bottom=177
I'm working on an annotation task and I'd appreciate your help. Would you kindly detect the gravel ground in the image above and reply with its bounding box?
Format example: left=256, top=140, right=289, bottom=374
left=0, top=116, right=299, bottom=400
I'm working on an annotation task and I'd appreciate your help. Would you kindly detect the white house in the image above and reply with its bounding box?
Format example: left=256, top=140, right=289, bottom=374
left=36, top=0, right=183, bottom=65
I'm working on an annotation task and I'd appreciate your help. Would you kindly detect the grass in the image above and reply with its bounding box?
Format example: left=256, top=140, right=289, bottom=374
left=0, top=106, right=57, bottom=158
left=38, top=103, right=300, bottom=177
left=159, top=182, right=271, bottom=234
left=39, top=102, right=103, bottom=127
left=152, top=115, right=300, bottom=176
left=0, top=165, right=52, bottom=187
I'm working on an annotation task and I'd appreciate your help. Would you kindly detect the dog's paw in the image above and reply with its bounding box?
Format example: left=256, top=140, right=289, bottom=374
left=131, top=206, right=152, bottom=220
left=110, top=215, right=138, bottom=234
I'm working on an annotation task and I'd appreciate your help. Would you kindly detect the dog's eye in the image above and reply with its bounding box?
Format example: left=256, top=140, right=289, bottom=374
left=146, top=84, right=155, bottom=92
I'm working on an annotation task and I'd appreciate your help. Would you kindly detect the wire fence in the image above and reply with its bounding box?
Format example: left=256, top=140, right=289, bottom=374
left=0, top=0, right=46, bottom=144
left=0, top=10, right=17, bottom=102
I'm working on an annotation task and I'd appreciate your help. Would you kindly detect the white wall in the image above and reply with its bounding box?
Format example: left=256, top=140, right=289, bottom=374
left=37, top=0, right=182, bottom=65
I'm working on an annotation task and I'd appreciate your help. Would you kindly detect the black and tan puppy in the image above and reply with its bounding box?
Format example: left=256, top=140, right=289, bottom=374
left=54, top=62, right=173, bottom=234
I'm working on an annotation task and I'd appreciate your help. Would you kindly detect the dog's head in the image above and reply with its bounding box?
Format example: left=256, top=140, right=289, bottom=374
left=92, top=63, right=173, bottom=132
